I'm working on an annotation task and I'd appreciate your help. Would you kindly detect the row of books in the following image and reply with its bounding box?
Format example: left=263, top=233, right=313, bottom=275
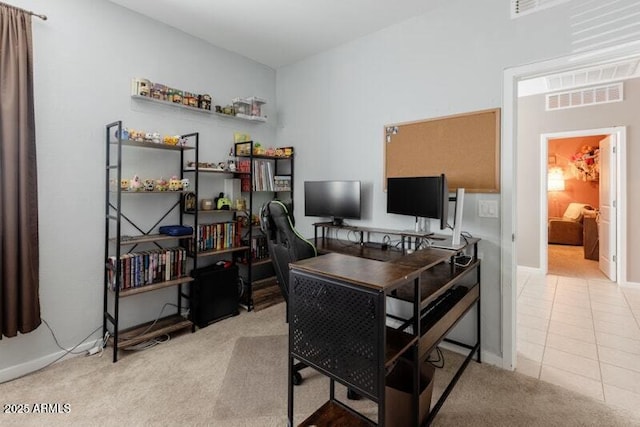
left=107, top=247, right=187, bottom=291
left=250, top=234, right=269, bottom=261
left=192, top=221, right=241, bottom=253
left=253, top=159, right=275, bottom=191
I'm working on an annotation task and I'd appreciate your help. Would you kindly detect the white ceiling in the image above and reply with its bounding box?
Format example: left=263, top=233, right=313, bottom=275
left=108, top=0, right=439, bottom=69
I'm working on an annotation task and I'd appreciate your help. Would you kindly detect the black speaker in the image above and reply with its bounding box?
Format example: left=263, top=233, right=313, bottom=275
left=190, top=263, right=239, bottom=328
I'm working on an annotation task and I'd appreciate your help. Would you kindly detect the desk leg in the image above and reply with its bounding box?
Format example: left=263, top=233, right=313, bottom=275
left=288, top=354, right=294, bottom=425
left=477, top=264, right=482, bottom=363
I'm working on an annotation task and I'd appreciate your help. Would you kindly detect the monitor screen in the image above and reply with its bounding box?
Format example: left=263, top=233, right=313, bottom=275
left=386, top=175, right=448, bottom=229
left=304, top=180, right=361, bottom=224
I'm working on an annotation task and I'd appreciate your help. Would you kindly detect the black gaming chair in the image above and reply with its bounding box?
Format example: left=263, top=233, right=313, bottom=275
left=260, top=200, right=316, bottom=385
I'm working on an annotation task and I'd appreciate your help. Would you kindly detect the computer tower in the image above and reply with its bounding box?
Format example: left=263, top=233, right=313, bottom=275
left=190, top=263, right=239, bottom=328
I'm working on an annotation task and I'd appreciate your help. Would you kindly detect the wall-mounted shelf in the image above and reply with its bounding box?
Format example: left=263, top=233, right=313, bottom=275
left=214, top=112, right=267, bottom=122
left=131, top=94, right=267, bottom=123
left=131, top=94, right=214, bottom=114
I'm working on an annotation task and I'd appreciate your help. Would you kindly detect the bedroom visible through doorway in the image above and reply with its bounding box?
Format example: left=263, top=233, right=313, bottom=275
left=546, top=134, right=608, bottom=281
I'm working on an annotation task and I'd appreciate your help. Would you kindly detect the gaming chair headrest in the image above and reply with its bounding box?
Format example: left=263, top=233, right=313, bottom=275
left=260, top=200, right=290, bottom=241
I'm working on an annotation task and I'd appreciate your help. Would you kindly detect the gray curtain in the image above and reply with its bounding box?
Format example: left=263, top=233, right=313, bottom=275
left=0, top=4, right=40, bottom=338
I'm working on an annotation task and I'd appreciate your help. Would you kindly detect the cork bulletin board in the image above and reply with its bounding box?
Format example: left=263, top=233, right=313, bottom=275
left=384, top=108, right=501, bottom=193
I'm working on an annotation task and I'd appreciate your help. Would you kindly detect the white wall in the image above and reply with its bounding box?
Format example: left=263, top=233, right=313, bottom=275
left=276, top=0, right=580, bottom=361
left=6, top=0, right=639, bottom=378
left=517, top=78, right=640, bottom=283
left=0, top=0, right=276, bottom=381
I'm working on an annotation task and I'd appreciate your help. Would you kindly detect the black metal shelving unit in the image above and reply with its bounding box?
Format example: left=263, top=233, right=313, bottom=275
left=103, top=121, right=198, bottom=362
left=232, top=141, right=294, bottom=311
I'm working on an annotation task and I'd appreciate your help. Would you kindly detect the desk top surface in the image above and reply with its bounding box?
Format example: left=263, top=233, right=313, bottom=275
left=290, top=252, right=421, bottom=291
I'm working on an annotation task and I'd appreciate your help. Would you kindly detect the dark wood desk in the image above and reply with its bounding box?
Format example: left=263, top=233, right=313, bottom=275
left=288, top=238, right=481, bottom=426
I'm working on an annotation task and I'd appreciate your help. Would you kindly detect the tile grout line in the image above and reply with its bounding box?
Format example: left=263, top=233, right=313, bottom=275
left=621, top=288, right=640, bottom=331
left=539, top=274, right=558, bottom=380
left=589, top=280, right=607, bottom=402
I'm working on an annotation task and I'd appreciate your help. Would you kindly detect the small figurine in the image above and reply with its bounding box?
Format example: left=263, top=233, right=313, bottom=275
left=228, top=160, right=236, bottom=172
left=120, top=179, right=129, bottom=191
left=168, top=176, right=182, bottom=191
left=144, top=133, right=154, bottom=143
left=151, top=132, right=161, bottom=144
left=155, top=177, right=168, bottom=191
left=129, top=175, right=142, bottom=191
left=181, top=178, right=190, bottom=191
left=143, top=179, right=155, bottom=191
left=177, top=136, right=188, bottom=146
left=133, top=131, right=144, bottom=142
left=164, top=135, right=179, bottom=146
left=115, top=127, right=129, bottom=141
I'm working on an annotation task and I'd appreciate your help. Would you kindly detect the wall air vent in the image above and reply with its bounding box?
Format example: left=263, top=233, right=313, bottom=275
left=546, top=60, right=640, bottom=91
left=511, top=0, right=570, bottom=18
left=546, top=82, right=623, bottom=111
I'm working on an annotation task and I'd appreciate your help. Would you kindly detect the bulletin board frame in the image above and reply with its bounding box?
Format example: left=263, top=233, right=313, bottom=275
left=384, top=108, right=501, bottom=193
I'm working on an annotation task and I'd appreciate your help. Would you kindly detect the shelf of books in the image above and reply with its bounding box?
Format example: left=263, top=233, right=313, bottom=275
left=104, top=121, right=198, bottom=362
left=106, top=247, right=190, bottom=297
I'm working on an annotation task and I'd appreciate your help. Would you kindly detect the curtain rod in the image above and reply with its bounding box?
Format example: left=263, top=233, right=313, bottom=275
left=0, top=2, right=47, bottom=20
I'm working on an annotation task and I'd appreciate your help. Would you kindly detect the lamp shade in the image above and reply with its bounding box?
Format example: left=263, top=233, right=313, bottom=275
left=548, top=167, right=565, bottom=192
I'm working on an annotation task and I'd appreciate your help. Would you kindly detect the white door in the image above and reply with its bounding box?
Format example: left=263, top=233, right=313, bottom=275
left=599, top=135, right=616, bottom=281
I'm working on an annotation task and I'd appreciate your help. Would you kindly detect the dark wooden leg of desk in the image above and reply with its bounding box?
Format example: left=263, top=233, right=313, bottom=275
left=288, top=352, right=294, bottom=426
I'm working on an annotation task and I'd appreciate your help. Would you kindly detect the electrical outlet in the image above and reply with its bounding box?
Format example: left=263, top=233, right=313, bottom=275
left=478, top=200, right=499, bottom=218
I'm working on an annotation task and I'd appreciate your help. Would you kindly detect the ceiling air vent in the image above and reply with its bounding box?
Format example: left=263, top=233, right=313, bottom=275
left=546, top=82, right=623, bottom=111
left=511, top=0, right=570, bottom=18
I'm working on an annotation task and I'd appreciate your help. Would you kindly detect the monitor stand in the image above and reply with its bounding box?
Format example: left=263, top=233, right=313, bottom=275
left=431, top=188, right=465, bottom=250
left=451, top=188, right=465, bottom=246
left=414, top=217, right=430, bottom=234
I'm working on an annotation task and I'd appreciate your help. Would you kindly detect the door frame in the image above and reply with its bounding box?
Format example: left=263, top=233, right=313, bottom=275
left=539, top=128, right=626, bottom=281
left=501, top=41, right=640, bottom=371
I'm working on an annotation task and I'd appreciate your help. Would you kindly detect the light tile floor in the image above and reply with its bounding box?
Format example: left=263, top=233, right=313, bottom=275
left=517, top=270, right=640, bottom=417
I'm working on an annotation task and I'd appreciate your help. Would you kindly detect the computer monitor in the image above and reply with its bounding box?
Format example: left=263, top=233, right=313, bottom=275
left=386, top=174, right=448, bottom=230
left=304, top=180, right=362, bottom=226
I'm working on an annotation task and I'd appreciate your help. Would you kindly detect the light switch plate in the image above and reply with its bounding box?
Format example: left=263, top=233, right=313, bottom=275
left=478, top=200, right=499, bottom=218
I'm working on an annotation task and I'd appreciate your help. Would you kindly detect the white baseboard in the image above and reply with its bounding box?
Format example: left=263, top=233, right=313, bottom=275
left=437, top=341, right=503, bottom=368
left=621, top=280, right=640, bottom=288
left=0, top=342, right=96, bottom=384
left=517, top=265, right=543, bottom=275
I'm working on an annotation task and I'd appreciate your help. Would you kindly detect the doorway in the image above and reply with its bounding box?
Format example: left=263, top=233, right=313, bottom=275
left=501, top=43, right=639, bottom=371
left=540, top=129, right=624, bottom=282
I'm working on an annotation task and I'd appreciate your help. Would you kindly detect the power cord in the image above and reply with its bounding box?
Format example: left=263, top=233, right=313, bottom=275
left=3, top=319, right=104, bottom=384
left=123, top=334, right=170, bottom=351
left=42, top=318, right=102, bottom=355
left=427, top=347, right=445, bottom=368
left=115, top=303, right=182, bottom=351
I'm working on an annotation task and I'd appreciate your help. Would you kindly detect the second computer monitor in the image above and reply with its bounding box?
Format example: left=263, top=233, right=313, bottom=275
left=386, top=174, right=449, bottom=230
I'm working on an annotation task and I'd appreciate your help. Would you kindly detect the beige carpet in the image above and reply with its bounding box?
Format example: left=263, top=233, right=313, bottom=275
left=548, top=244, right=607, bottom=280
left=1, top=303, right=638, bottom=426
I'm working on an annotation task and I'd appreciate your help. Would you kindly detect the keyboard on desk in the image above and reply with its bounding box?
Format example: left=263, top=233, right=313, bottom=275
left=421, top=287, right=468, bottom=331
